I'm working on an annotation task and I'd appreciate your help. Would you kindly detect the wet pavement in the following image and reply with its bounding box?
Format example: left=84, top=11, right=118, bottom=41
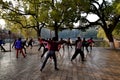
left=0, top=44, right=120, bottom=80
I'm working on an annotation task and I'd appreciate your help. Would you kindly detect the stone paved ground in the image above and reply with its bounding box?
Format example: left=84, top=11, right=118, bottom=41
left=0, top=44, right=120, bottom=80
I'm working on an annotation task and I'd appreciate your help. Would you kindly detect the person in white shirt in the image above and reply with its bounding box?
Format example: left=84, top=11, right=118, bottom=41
left=71, top=37, right=85, bottom=62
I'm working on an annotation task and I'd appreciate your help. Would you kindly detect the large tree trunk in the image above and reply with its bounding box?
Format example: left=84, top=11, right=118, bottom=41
left=53, top=22, right=59, bottom=41
left=36, top=25, right=44, bottom=38
left=105, top=31, right=115, bottom=48
left=54, top=26, right=59, bottom=41
left=36, top=29, right=41, bottom=37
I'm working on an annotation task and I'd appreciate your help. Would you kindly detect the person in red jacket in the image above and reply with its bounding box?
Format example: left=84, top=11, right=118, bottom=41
left=87, top=37, right=95, bottom=51
left=38, top=37, right=45, bottom=51
left=40, top=37, right=66, bottom=72
left=41, top=39, right=51, bottom=58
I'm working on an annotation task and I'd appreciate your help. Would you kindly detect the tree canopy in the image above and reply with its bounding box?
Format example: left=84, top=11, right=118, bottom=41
left=0, top=0, right=120, bottom=48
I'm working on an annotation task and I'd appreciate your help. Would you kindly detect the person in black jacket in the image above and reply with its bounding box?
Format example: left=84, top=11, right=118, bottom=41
left=82, top=38, right=89, bottom=52
left=27, top=38, right=34, bottom=49
left=22, top=38, right=28, bottom=54
left=0, top=39, right=6, bottom=52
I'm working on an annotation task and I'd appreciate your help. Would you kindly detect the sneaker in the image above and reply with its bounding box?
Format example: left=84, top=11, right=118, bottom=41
left=82, top=59, right=86, bottom=62
left=24, top=56, right=26, bottom=58
left=55, top=68, right=59, bottom=71
left=40, top=69, right=42, bottom=72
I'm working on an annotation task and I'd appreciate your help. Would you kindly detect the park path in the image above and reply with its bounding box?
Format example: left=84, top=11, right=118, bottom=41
left=0, top=44, right=120, bottom=80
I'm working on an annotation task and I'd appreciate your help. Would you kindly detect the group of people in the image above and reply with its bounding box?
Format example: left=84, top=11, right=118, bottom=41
left=37, top=37, right=94, bottom=72
left=11, top=36, right=94, bottom=72
left=12, top=37, right=34, bottom=58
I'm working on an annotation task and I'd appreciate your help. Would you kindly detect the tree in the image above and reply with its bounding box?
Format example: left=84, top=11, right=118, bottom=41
left=98, top=23, right=120, bottom=40
left=0, top=0, right=90, bottom=40
left=0, top=0, right=49, bottom=37
left=79, top=0, right=120, bottom=48
left=1, top=0, right=120, bottom=47
left=113, top=24, right=120, bottom=39
left=45, top=0, right=90, bottom=40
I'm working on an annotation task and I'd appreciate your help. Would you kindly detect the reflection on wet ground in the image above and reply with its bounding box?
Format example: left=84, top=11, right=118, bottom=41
left=0, top=44, right=120, bottom=80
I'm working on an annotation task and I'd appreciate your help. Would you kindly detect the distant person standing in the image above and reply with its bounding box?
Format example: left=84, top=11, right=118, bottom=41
left=38, top=37, right=45, bottom=51
left=22, top=38, right=28, bottom=54
left=66, top=38, right=73, bottom=50
left=27, top=38, right=34, bottom=49
left=0, top=39, right=6, bottom=52
left=87, top=37, right=95, bottom=51
left=82, top=38, right=89, bottom=52
left=15, top=38, right=26, bottom=58
left=59, top=38, right=65, bottom=52
left=71, top=37, right=85, bottom=62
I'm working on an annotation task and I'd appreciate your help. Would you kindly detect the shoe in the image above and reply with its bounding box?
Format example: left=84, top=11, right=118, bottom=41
left=71, top=58, right=74, bottom=62
left=55, top=68, right=59, bottom=71
left=24, top=55, right=26, bottom=58
left=41, top=55, right=43, bottom=58
left=40, top=69, right=42, bottom=72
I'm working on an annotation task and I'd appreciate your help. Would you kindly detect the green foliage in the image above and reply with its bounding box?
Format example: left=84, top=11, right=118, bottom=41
left=1, top=0, right=120, bottom=42
left=97, top=27, right=106, bottom=39
left=97, top=25, right=120, bottom=40
left=113, top=0, right=120, bottom=14
left=113, top=23, right=120, bottom=39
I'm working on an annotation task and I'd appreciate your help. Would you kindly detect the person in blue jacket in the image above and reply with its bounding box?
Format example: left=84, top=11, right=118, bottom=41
left=15, top=38, right=26, bottom=58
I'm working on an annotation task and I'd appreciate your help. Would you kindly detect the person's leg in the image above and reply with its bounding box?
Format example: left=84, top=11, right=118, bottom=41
left=0, top=45, right=6, bottom=52
left=85, top=46, right=89, bottom=52
left=27, top=43, right=29, bottom=47
left=30, top=44, right=33, bottom=49
left=52, top=52, right=59, bottom=70
left=16, top=49, right=19, bottom=58
left=41, top=48, right=48, bottom=58
left=23, top=47, right=27, bottom=54
left=67, top=44, right=69, bottom=50
left=70, top=44, right=73, bottom=49
left=79, top=50, right=85, bottom=61
left=89, top=43, right=92, bottom=51
left=38, top=44, right=41, bottom=51
left=41, top=44, right=45, bottom=50
left=71, top=49, right=79, bottom=61
left=20, top=49, right=26, bottom=58
left=90, top=45, right=92, bottom=50
left=40, top=51, right=51, bottom=71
